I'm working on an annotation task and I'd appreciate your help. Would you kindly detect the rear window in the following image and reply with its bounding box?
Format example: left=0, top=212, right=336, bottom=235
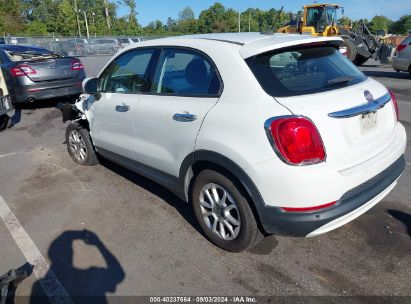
left=3, top=47, right=59, bottom=62
left=247, top=46, right=367, bottom=97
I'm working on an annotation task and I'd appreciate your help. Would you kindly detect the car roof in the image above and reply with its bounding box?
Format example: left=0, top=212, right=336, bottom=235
left=124, top=32, right=342, bottom=59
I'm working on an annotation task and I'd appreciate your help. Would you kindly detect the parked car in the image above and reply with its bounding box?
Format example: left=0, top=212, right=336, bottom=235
left=85, top=38, right=120, bottom=55
left=393, top=34, right=411, bottom=78
left=116, top=38, right=133, bottom=48
left=0, top=45, right=86, bottom=104
left=64, top=33, right=406, bottom=252
left=7, top=37, right=31, bottom=46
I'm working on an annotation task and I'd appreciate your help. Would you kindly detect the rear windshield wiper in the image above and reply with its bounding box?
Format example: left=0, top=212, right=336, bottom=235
left=326, top=76, right=354, bottom=86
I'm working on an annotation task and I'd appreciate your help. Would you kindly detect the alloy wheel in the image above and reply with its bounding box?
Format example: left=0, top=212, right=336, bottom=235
left=199, top=183, right=241, bottom=241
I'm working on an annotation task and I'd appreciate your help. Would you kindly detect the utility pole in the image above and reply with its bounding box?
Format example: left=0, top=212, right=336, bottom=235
left=73, top=0, right=81, bottom=37
left=83, top=10, right=90, bottom=39
left=238, top=10, right=241, bottom=33
left=104, top=0, right=111, bottom=31
left=249, top=13, right=251, bottom=32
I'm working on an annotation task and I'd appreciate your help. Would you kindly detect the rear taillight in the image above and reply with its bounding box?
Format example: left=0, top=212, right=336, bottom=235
left=265, top=116, right=326, bottom=165
left=11, top=64, right=36, bottom=77
left=389, top=89, right=399, bottom=121
left=71, top=59, right=84, bottom=70
left=281, top=201, right=337, bottom=213
left=396, top=44, right=407, bottom=52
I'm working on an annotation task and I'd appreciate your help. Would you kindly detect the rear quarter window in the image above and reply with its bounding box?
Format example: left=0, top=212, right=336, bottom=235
left=247, top=46, right=368, bottom=97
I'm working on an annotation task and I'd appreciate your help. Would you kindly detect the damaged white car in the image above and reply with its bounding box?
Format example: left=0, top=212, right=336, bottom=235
left=63, top=33, right=406, bottom=252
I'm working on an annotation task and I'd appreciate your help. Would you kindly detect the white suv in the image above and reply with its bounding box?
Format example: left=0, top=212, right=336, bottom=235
left=64, top=33, right=406, bottom=252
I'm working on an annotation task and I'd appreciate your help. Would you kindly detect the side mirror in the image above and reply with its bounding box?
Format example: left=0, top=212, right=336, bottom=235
left=83, top=77, right=99, bottom=95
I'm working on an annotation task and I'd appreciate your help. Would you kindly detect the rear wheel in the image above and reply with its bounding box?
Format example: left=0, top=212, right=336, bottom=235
left=66, top=122, right=98, bottom=166
left=342, top=38, right=357, bottom=63
left=191, top=169, right=262, bottom=252
left=408, top=66, right=411, bottom=79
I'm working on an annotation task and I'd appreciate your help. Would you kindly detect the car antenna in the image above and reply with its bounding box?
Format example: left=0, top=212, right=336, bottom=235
left=261, top=6, right=284, bottom=35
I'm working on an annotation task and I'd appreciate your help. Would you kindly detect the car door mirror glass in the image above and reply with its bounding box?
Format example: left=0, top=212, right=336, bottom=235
left=83, top=77, right=99, bottom=95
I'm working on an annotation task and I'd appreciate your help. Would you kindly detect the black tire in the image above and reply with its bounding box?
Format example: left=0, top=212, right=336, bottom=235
left=342, top=38, right=357, bottom=63
left=66, top=122, right=98, bottom=166
left=353, top=54, right=369, bottom=66
left=408, top=66, right=411, bottom=79
left=191, top=169, right=262, bottom=252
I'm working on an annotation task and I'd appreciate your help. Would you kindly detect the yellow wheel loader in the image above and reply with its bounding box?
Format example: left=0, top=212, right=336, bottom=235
left=277, top=3, right=381, bottom=65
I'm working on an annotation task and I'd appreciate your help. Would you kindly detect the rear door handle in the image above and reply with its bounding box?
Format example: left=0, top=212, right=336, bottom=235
left=173, top=112, right=197, bottom=122
left=115, top=103, right=130, bottom=112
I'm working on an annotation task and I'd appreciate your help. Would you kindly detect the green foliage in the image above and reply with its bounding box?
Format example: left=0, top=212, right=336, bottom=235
left=0, top=0, right=25, bottom=34
left=179, top=7, right=195, bottom=21
left=338, top=16, right=352, bottom=27
left=0, top=1, right=408, bottom=38
left=389, top=15, right=411, bottom=35
left=369, top=15, right=392, bottom=34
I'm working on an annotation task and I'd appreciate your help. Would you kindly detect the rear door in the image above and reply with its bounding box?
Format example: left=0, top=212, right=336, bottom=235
left=248, top=45, right=398, bottom=170
left=132, top=47, right=222, bottom=177
left=90, top=48, right=157, bottom=160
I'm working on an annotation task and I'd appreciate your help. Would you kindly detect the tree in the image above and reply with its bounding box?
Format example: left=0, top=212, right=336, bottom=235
left=369, top=15, right=392, bottom=34
left=389, top=15, right=411, bottom=35
left=178, top=7, right=194, bottom=21
left=338, top=16, right=352, bottom=27
left=0, top=0, right=25, bottom=34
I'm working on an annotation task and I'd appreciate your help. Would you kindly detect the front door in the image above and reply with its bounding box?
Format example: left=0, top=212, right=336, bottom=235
left=90, top=48, right=156, bottom=160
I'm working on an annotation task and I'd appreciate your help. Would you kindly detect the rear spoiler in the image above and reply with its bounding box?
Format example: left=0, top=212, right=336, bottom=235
left=240, top=36, right=343, bottom=59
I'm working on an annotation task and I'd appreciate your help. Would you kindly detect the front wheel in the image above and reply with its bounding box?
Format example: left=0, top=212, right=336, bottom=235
left=66, top=122, right=98, bottom=166
left=408, top=66, right=411, bottom=79
left=191, top=170, right=262, bottom=252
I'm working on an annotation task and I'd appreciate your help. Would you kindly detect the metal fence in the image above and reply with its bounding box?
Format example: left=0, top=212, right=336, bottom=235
left=2, top=36, right=164, bottom=57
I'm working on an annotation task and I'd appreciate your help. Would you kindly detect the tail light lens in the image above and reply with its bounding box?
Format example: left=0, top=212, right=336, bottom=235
left=389, top=89, right=399, bottom=121
left=281, top=201, right=337, bottom=213
left=11, top=64, right=36, bottom=77
left=71, top=59, right=84, bottom=70
left=266, top=116, right=326, bottom=165
left=396, top=44, right=407, bottom=52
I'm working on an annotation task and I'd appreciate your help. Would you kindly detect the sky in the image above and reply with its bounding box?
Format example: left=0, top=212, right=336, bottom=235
left=117, top=0, right=411, bottom=26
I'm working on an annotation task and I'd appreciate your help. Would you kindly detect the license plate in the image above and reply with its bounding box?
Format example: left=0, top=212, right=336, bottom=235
left=360, top=112, right=378, bottom=134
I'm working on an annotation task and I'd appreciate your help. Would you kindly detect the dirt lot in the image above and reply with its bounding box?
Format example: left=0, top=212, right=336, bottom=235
left=0, top=57, right=410, bottom=302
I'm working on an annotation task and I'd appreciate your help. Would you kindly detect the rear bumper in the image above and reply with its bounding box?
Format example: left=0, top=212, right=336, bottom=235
left=259, top=155, right=405, bottom=236
left=12, top=78, right=84, bottom=103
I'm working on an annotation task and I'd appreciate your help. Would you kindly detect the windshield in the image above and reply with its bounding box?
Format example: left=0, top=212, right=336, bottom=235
left=306, top=6, right=339, bottom=31
left=247, top=46, right=367, bottom=97
left=325, top=6, right=338, bottom=24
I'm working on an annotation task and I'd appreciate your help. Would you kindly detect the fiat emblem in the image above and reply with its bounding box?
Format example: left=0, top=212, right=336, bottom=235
left=364, top=90, right=374, bottom=102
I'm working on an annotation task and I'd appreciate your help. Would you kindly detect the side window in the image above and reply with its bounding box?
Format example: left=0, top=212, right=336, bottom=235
left=100, top=49, right=154, bottom=94
left=151, top=48, right=221, bottom=96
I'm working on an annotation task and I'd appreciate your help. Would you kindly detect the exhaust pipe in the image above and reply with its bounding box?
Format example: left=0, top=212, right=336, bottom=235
left=27, top=97, right=35, bottom=103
